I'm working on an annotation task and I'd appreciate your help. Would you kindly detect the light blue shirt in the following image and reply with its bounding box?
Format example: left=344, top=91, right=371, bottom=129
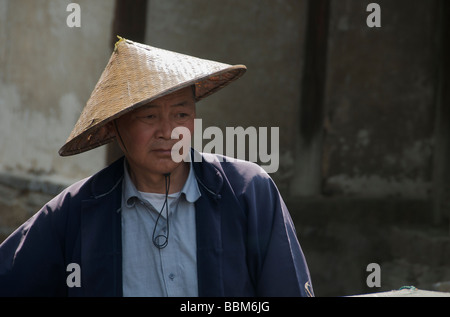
left=121, top=160, right=201, bottom=297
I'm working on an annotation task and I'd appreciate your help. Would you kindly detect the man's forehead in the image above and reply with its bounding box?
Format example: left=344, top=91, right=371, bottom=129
left=145, top=86, right=195, bottom=107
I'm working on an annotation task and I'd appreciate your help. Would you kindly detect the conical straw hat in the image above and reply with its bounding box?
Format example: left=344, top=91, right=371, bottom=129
left=59, top=37, right=246, bottom=156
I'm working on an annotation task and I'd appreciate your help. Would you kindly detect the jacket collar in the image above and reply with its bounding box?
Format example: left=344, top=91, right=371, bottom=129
left=89, top=156, right=125, bottom=199
left=191, top=149, right=224, bottom=199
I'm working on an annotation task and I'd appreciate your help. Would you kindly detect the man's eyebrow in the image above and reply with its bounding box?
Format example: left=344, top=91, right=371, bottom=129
left=141, top=101, right=191, bottom=109
left=171, top=101, right=190, bottom=107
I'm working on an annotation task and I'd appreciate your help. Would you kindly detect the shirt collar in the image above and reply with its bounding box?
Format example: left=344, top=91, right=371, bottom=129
left=181, top=159, right=202, bottom=203
left=122, top=159, right=201, bottom=208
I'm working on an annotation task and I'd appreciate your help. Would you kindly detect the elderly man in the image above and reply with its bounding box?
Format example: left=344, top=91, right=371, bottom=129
left=0, top=38, right=313, bottom=297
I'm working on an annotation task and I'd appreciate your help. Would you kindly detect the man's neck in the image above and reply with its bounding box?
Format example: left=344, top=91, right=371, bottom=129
left=126, top=161, right=190, bottom=194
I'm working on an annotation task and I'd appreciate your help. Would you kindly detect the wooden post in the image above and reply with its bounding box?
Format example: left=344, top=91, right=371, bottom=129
left=291, top=0, right=330, bottom=196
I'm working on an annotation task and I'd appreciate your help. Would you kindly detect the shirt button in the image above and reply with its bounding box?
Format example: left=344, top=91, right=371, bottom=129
left=169, top=273, right=175, bottom=280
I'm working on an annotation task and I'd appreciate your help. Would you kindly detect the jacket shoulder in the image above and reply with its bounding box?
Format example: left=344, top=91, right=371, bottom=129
left=201, top=152, right=267, bottom=177
left=199, top=152, right=274, bottom=195
left=46, top=156, right=125, bottom=210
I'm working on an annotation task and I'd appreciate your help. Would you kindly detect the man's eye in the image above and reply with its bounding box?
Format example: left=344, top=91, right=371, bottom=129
left=137, top=114, right=157, bottom=123
left=139, top=114, right=156, bottom=119
left=175, top=113, right=190, bottom=119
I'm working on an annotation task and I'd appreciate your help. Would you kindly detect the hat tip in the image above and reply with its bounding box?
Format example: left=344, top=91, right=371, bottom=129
left=114, top=35, right=127, bottom=52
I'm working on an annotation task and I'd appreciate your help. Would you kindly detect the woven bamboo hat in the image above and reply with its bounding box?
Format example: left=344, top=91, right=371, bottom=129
left=59, top=37, right=246, bottom=156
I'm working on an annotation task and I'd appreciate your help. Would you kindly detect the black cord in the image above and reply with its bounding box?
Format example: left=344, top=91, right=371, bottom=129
left=114, top=120, right=128, bottom=154
left=152, top=173, right=171, bottom=249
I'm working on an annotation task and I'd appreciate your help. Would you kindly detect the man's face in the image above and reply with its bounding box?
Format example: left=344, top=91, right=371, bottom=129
left=114, top=86, right=195, bottom=175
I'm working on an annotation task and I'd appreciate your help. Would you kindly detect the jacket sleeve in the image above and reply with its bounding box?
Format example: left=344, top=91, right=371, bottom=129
left=0, top=193, right=70, bottom=296
left=245, top=173, right=314, bottom=297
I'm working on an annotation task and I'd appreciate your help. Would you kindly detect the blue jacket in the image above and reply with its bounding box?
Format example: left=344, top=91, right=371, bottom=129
left=0, top=150, right=313, bottom=297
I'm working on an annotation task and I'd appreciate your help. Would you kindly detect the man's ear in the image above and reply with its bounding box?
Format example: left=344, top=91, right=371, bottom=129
left=109, top=119, right=129, bottom=154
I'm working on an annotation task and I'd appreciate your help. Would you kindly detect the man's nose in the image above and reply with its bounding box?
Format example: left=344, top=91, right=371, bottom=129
left=157, top=117, right=174, bottom=139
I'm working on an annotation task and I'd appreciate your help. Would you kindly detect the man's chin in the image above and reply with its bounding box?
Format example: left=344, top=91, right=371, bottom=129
left=150, top=159, right=185, bottom=175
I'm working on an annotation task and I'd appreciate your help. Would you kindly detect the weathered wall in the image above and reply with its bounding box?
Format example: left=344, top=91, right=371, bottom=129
left=321, top=0, right=438, bottom=199
left=0, top=0, right=114, bottom=240
left=289, top=0, right=450, bottom=296
left=291, top=197, right=450, bottom=296
left=0, top=0, right=113, bottom=180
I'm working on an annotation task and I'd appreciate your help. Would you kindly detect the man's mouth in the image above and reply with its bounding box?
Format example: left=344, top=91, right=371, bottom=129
left=152, top=148, right=172, bottom=153
left=151, top=145, right=178, bottom=156
left=151, top=142, right=183, bottom=157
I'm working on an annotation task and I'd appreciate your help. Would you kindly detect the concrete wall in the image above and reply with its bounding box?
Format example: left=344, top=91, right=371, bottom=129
left=0, top=0, right=114, bottom=239
left=321, top=0, right=438, bottom=199
left=290, top=0, right=450, bottom=296
left=0, top=0, right=113, bottom=181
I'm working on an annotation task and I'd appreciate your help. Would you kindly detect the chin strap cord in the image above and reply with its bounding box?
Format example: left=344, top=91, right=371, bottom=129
left=152, top=173, right=171, bottom=249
